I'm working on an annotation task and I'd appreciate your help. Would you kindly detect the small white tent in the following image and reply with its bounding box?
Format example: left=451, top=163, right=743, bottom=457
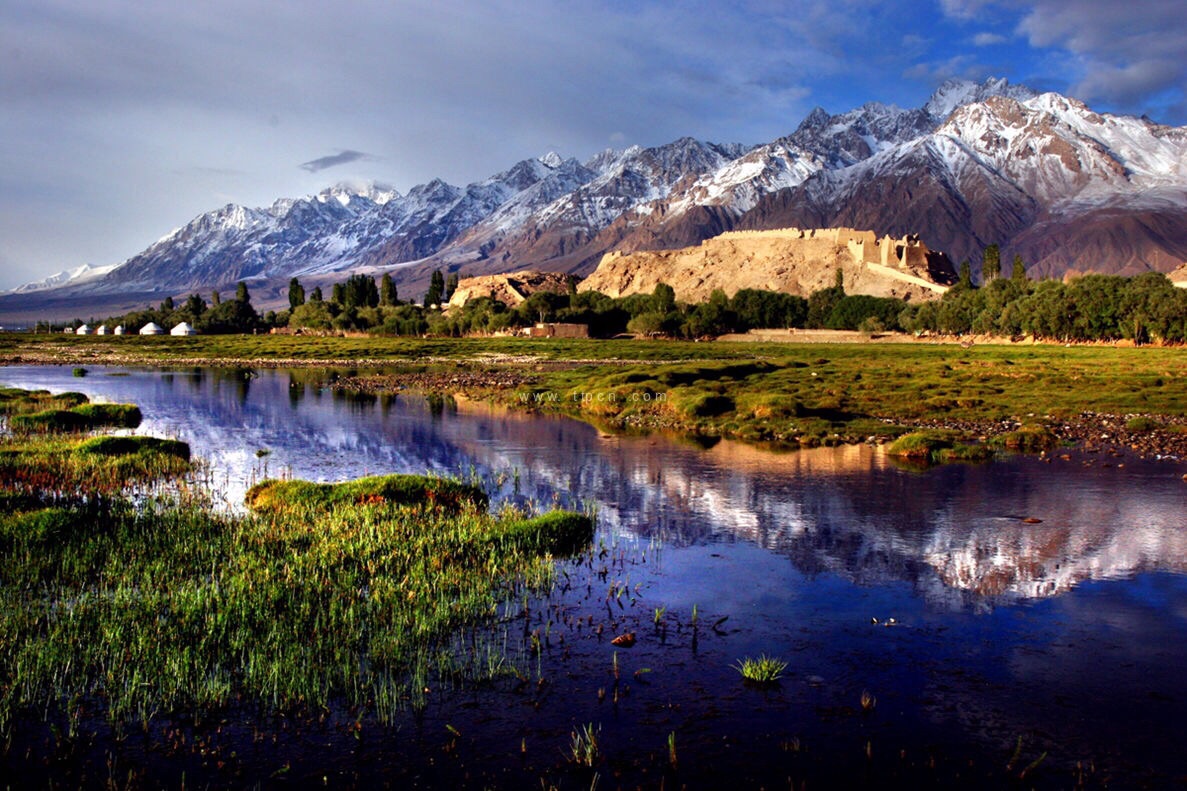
left=139, top=322, right=164, bottom=335
left=113, top=325, right=126, bottom=335
left=170, top=321, right=197, bottom=336
left=96, top=324, right=109, bottom=335
left=75, top=324, right=91, bottom=335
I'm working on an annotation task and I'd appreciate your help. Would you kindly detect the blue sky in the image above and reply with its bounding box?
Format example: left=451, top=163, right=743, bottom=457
left=1, top=0, right=1184, bottom=290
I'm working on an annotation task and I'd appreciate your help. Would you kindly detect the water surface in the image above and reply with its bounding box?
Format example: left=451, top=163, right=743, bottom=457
left=3, top=364, right=1186, bottom=787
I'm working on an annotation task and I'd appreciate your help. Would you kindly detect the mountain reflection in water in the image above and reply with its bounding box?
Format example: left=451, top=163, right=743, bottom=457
left=3, top=365, right=1184, bottom=612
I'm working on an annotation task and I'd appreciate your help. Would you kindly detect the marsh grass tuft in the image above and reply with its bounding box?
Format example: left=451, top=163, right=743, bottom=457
left=244, top=473, right=488, bottom=514
left=732, top=654, right=789, bottom=685
left=569, top=722, right=601, bottom=766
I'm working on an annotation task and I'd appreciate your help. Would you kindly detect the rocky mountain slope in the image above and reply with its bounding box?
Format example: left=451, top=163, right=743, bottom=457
left=5, top=77, right=1186, bottom=320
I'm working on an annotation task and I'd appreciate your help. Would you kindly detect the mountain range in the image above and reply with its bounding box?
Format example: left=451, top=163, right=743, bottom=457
left=5, top=76, right=1186, bottom=321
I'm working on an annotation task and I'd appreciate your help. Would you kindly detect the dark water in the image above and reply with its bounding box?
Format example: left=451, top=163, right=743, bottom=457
left=4, top=365, right=1187, bottom=788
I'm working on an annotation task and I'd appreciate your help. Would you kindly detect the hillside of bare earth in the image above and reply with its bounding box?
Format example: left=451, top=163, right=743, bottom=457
left=447, top=270, right=574, bottom=309
left=578, top=227, right=957, bottom=303
left=1170, top=262, right=1187, bottom=287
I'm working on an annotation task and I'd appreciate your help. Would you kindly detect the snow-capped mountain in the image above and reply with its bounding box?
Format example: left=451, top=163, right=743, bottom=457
left=738, top=87, right=1187, bottom=275
left=6, top=76, right=1187, bottom=315
left=3, top=262, right=120, bottom=295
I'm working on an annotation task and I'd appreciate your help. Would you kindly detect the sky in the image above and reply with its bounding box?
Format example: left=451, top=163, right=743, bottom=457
left=2, top=0, right=1185, bottom=291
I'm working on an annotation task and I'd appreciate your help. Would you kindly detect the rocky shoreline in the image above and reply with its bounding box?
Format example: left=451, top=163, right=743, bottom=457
left=915, top=412, right=1187, bottom=463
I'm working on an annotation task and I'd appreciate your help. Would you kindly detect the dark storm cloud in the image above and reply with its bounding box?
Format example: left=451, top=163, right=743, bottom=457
left=300, top=151, right=371, bottom=173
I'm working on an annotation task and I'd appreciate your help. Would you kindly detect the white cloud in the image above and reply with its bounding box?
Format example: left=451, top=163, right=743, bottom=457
left=1015, top=0, right=1187, bottom=109
left=972, top=32, right=1008, bottom=46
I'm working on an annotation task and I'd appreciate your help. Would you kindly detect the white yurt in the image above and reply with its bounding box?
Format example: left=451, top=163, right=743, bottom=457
left=113, top=325, right=126, bottom=335
left=139, top=322, right=164, bottom=335
left=170, top=321, right=197, bottom=336
left=96, top=324, right=109, bottom=335
left=75, top=324, right=91, bottom=335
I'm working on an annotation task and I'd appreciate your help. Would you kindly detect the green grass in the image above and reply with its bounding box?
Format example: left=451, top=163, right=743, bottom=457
left=992, top=424, right=1060, bottom=452
left=7, top=334, right=1187, bottom=453
left=245, top=473, right=488, bottom=514
left=732, top=654, right=789, bottom=684
left=0, top=387, right=595, bottom=732
left=8, top=402, right=142, bottom=432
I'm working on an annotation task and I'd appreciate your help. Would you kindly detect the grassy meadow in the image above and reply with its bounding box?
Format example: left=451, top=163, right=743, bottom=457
left=0, top=387, right=593, bottom=739
left=5, top=333, right=1185, bottom=452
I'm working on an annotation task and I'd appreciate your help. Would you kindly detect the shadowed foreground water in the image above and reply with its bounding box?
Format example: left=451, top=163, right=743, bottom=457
left=3, top=365, right=1186, bottom=788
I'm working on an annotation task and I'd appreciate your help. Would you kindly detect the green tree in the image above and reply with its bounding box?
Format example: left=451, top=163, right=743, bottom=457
left=445, top=272, right=460, bottom=301
left=211, top=291, right=221, bottom=306
left=653, top=282, right=677, bottom=314
left=1010, top=254, right=1027, bottom=283
left=310, top=286, right=323, bottom=303
left=235, top=282, right=250, bottom=303
left=730, top=289, right=807, bottom=329
left=424, top=270, right=445, bottom=307
left=342, top=274, right=379, bottom=309
left=380, top=273, right=398, bottom=306
left=958, top=260, right=973, bottom=290
left=682, top=289, right=735, bottom=337
left=288, top=301, right=333, bottom=331
left=200, top=296, right=259, bottom=334
left=981, top=244, right=1001, bottom=282
left=825, top=295, right=904, bottom=331
left=288, top=278, right=306, bottom=310
left=806, top=272, right=845, bottom=329
left=183, top=293, right=207, bottom=318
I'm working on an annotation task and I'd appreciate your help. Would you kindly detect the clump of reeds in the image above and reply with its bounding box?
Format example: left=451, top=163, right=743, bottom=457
left=732, top=654, right=789, bottom=685
left=569, top=722, right=601, bottom=766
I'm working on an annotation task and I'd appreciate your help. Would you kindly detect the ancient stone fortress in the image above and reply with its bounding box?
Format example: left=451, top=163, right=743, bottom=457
left=580, top=227, right=957, bottom=303
left=716, top=227, right=938, bottom=278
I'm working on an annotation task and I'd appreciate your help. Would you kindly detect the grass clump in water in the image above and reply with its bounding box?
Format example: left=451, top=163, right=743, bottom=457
left=885, top=429, right=993, bottom=463
left=732, top=654, right=789, bottom=685
left=992, top=424, right=1059, bottom=452
left=245, top=473, right=489, bottom=514
left=0, top=388, right=89, bottom=415
left=8, top=402, right=142, bottom=433
left=885, top=430, right=960, bottom=459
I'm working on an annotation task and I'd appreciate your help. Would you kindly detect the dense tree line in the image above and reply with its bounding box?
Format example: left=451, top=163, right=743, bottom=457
left=898, top=270, right=1187, bottom=343
left=60, top=264, right=1186, bottom=345
left=62, top=283, right=265, bottom=335
left=276, top=267, right=911, bottom=338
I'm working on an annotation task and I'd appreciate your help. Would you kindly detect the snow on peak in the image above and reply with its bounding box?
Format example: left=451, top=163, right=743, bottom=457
left=926, top=76, right=1037, bottom=121
left=317, top=181, right=400, bottom=206
left=3, top=262, right=119, bottom=295
left=538, top=151, right=565, bottom=169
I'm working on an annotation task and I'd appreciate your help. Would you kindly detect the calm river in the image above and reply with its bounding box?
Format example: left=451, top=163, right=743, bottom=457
left=3, top=364, right=1187, bottom=788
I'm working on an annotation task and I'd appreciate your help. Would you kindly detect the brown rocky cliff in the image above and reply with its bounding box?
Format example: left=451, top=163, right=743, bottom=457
left=447, top=270, right=573, bottom=308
